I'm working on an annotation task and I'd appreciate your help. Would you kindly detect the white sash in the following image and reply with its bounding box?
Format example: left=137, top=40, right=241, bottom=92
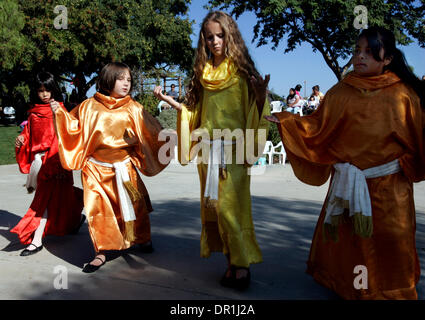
left=202, top=139, right=235, bottom=202
left=88, top=157, right=136, bottom=222
left=325, top=159, right=400, bottom=224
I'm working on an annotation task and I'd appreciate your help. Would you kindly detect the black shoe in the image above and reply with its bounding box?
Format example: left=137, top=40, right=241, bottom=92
left=139, top=241, right=154, bottom=253
left=82, top=256, right=106, bottom=273
left=70, top=215, right=86, bottom=235
left=233, top=268, right=251, bottom=291
left=20, top=243, right=43, bottom=256
left=220, top=266, right=236, bottom=288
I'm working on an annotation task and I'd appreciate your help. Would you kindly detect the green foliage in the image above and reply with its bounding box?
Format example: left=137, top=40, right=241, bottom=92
left=209, top=0, right=425, bottom=80
left=0, top=0, right=27, bottom=71
left=156, top=108, right=177, bottom=130
left=267, top=121, right=281, bottom=146
left=0, top=0, right=194, bottom=103
left=268, top=91, right=284, bottom=102
left=135, top=93, right=160, bottom=117
left=0, top=125, right=20, bottom=165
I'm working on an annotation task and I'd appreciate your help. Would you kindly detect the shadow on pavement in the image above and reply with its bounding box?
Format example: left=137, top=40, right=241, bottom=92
left=0, top=209, right=24, bottom=251
left=3, top=196, right=425, bottom=300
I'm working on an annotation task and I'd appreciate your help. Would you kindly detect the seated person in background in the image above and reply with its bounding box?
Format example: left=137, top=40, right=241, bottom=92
left=167, top=84, right=179, bottom=100
left=304, top=95, right=319, bottom=115
left=312, top=85, right=324, bottom=104
left=286, top=88, right=303, bottom=114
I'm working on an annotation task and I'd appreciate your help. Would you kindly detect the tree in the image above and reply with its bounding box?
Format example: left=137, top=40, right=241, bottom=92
left=1, top=0, right=194, bottom=103
left=209, top=0, right=425, bottom=80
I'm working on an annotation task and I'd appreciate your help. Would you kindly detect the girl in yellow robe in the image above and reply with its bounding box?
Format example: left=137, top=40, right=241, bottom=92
left=51, top=62, right=169, bottom=273
left=154, top=11, right=270, bottom=289
left=266, top=27, right=425, bottom=299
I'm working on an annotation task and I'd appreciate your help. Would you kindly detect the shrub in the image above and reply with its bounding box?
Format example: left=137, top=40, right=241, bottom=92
left=267, top=121, right=281, bottom=145
left=156, top=108, right=177, bottom=130
left=135, top=93, right=160, bottom=117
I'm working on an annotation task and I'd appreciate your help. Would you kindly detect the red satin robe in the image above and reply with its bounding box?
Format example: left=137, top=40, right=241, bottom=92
left=11, top=103, right=84, bottom=244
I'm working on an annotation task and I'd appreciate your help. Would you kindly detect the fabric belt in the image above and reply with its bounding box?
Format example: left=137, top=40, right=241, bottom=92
left=324, top=159, right=400, bottom=238
left=202, top=139, right=235, bottom=207
left=88, top=157, right=137, bottom=222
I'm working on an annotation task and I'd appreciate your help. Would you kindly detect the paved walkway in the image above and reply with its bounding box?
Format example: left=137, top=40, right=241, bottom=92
left=1, top=163, right=425, bottom=300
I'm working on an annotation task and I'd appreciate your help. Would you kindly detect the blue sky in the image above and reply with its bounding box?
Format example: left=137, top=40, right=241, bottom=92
left=87, top=1, right=425, bottom=98
left=187, top=0, right=425, bottom=98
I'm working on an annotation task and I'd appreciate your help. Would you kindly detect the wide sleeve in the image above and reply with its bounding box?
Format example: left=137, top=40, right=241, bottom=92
left=241, top=79, right=270, bottom=166
left=15, top=120, right=31, bottom=174
left=131, top=102, right=169, bottom=176
left=177, top=99, right=201, bottom=165
left=274, top=88, right=346, bottom=186
left=397, top=91, right=425, bottom=183
left=54, top=102, right=91, bottom=170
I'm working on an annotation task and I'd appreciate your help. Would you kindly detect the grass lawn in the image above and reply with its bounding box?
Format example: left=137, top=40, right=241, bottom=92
left=0, top=125, right=20, bottom=165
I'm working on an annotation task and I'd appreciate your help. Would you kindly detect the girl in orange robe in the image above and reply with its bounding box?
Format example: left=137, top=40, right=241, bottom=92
left=266, top=27, right=425, bottom=299
left=51, top=63, right=168, bottom=273
left=11, top=72, right=84, bottom=256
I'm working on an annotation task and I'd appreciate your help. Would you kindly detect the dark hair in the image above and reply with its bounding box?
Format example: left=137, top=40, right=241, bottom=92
left=312, top=85, right=320, bottom=91
left=96, top=62, right=133, bottom=96
left=295, top=84, right=302, bottom=91
left=287, top=88, right=296, bottom=103
left=30, top=72, right=62, bottom=104
left=359, top=27, right=425, bottom=108
left=171, top=84, right=176, bottom=88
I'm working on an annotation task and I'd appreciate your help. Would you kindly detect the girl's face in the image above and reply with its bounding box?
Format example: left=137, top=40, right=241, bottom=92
left=352, top=37, right=392, bottom=76
left=37, top=86, right=52, bottom=103
left=204, top=21, right=225, bottom=62
left=289, top=89, right=294, bottom=95
left=111, top=70, right=131, bottom=98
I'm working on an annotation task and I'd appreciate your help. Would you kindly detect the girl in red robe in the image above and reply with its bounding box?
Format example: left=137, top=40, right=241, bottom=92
left=11, top=72, right=84, bottom=256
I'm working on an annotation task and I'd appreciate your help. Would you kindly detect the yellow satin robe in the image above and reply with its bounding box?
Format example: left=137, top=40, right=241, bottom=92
left=54, top=93, right=168, bottom=251
left=275, top=71, right=425, bottom=299
left=177, top=58, right=270, bottom=268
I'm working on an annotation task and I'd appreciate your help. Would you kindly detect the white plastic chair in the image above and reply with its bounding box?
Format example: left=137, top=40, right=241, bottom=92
left=273, top=141, right=286, bottom=165
left=270, top=101, right=283, bottom=113
left=263, top=141, right=274, bottom=164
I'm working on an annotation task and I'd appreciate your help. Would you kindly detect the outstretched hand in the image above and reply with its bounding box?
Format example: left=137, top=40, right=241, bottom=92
left=153, top=86, right=168, bottom=101
left=153, top=86, right=182, bottom=111
left=264, top=115, right=280, bottom=123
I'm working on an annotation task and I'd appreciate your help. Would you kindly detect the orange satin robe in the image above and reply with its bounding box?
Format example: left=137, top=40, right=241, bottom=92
left=275, top=71, right=425, bottom=299
left=54, top=93, right=168, bottom=251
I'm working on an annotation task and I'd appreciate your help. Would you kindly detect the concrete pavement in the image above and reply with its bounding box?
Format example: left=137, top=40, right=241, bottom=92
left=1, top=162, right=425, bottom=300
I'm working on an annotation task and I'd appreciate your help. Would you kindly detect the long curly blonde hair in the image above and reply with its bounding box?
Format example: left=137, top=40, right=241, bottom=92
left=185, top=11, right=260, bottom=109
